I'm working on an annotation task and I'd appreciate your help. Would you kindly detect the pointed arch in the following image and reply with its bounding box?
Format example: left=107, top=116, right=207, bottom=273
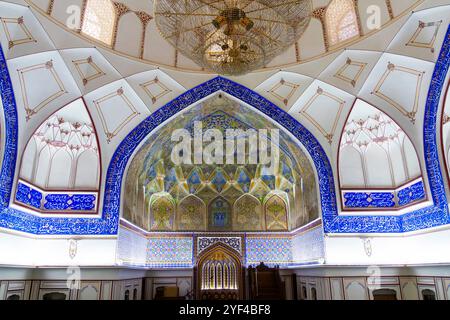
left=48, top=148, right=72, bottom=189
left=81, top=0, right=116, bottom=45
left=325, top=0, right=360, bottom=47
left=208, top=196, right=232, bottom=231
left=264, top=193, right=289, bottom=231
left=338, top=99, right=426, bottom=210
left=177, top=194, right=207, bottom=231
left=150, top=193, right=175, bottom=231
left=441, top=81, right=450, bottom=187
left=75, top=149, right=100, bottom=188
left=1, top=32, right=448, bottom=234
left=233, top=193, right=263, bottom=231
left=197, top=243, right=242, bottom=299
left=15, top=98, right=101, bottom=214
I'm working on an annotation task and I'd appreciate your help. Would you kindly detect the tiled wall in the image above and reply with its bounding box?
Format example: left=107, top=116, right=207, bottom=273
left=291, top=226, right=325, bottom=264
left=245, top=237, right=293, bottom=266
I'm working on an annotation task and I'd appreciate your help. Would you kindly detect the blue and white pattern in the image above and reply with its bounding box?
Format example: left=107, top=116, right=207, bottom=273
left=99, top=81, right=338, bottom=235
left=15, top=182, right=42, bottom=210
left=43, top=194, right=96, bottom=211
left=397, top=181, right=427, bottom=207
left=331, top=27, right=450, bottom=232
left=342, top=180, right=426, bottom=209
left=343, top=192, right=396, bottom=209
left=15, top=181, right=97, bottom=212
left=291, top=226, right=325, bottom=264
left=0, top=26, right=449, bottom=235
left=246, top=237, right=293, bottom=266
left=146, top=237, right=193, bottom=268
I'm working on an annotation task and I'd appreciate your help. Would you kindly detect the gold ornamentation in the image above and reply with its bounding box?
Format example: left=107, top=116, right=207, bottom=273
left=177, top=195, right=207, bottom=231
left=406, top=20, right=443, bottom=53
left=300, top=87, right=345, bottom=144
left=93, top=88, right=140, bottom=142
left=385, top=0, right=394, bottom=20
left=139, top=77, right=172, bottom=104
left=267, top=78, right=300, bottom=106
left=334, top=57, right=367, bottom=87
left=47, top=0, right=55, bottom=15
left=0, top=16, right=37, bottom=49
left=264, top=194, right=288, bottom=231
left=154, top=0, right=312, bottom=75
left=18, top=60, right=66, bottom=121
left=372, top=62, right=425, bottom=123
left=150, top=195, right=175, bottom=231
left=135, top=11, right=153, bottom=59
left=233, top=194, right=263, bottom=231
left=72, top=56, right=106, bottom=86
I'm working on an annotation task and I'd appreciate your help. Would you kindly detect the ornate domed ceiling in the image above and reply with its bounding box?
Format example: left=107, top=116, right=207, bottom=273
left=24, top=0, right=424, bottom=73
left=0, top=0, right=449, bottom=238
left=124, top=94, right=319, bottom=232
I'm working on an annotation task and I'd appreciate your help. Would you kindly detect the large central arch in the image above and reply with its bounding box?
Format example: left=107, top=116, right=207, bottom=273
left=0, top=25, right=449, bottom=235
left=103, top=77, right=338, bottom=234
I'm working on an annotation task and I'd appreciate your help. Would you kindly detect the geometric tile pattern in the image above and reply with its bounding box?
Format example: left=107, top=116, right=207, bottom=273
left=146, top=237, right=193, bottom=268
left=198, top=237, right=242, bottom=255
left=291, top=225, right=325, bottom=264
left=102, top=77, right=338, bottom=236
left=246, top=237, right=293, bottom=266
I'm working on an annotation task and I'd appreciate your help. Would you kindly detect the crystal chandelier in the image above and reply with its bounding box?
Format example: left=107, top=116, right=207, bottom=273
left=154, top=0, right=312, bottom=76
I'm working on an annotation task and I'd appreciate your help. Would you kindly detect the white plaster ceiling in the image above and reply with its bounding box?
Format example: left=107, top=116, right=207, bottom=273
left=18, top=0, right=425, bottom=72
left=0, top=0, right=449, bottom=217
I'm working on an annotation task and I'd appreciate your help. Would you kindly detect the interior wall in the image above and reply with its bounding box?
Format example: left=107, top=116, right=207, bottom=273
left=143, top=269, right=194, bottom=300
left=0, top=267, right=146, bottom=300
left=324, top=227, right=450, bottom=265
left=2, top=265, right=450, bottom=300
left=293, top=265, right=450, bottom=300
left=0, top=230, right=117, bottom=266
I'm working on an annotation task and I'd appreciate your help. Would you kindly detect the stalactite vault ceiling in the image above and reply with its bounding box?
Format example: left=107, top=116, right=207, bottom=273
left=124, top=95, right=319, bottom=232
left=0, top=0, right=449, bottom=236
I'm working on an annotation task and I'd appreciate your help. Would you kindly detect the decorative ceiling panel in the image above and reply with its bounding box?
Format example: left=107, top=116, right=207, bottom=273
left=126, top=69, right=185, bottom=113
left=84, top=79, right=150, bottom=146
left=24, top=0, right=423, bottom=72
left=7, top=50, right=81, bottom=131
left=387, top=6, right=450, bottom=62
left=60, top=48, right=122, bottom=94
left=0, top=1, right=55, bottom=60
left=289, top=80, right=356, bottom=145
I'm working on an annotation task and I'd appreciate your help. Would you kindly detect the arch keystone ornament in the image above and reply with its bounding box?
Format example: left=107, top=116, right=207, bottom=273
left=0, top=26, right=449, bottom=235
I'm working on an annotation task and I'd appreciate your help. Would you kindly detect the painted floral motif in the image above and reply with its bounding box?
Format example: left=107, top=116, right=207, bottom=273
left=150, top=196, right=174, bottom=231
left=233, top=194, right=263, bottom=230
left=265, top=195, right=288, bottom=231
left=177, top=195, right=206, bottom=230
